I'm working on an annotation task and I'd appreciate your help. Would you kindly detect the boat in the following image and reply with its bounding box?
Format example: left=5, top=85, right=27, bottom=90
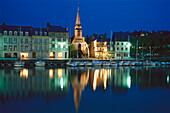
left=110, top=61, right=118, bottom=67
left=84, top=62, right=92, bottom=67
left=143, top=61, right=155, bottom=66
left=78, top=62, right=84, bottom=66
left=155, top=62, right=161, bottom=66
left=161, top=62, right=166, bottom=65
left=118, top=61, right=124, bottom=66
left=66, top=62, right=77, bottom=67
left=102, top=61, right=110, bottom=66
left=129, top=61, right=136, bottom=66
left=122, top=61, right=130, bottom=66
left=14, top=60, right=25, bottom=67
left=93, top=60, right=101, bottom=66
left=35, top=61, right=45, bottom=67
left=166, top=62, right=170, bottom=65
left=135, top=62, right=143, bottom=66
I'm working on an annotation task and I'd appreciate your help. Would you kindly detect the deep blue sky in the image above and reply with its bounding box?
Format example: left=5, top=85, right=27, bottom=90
left=0, top=0, right=170, bottom=37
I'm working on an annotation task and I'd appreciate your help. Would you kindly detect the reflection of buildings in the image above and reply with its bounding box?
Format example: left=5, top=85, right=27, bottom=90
left=90, top=68, right=112, bottom=91
left=0, top=68, right=69, bottom=104
left=112, top=67, right=131, bottom=93
left=70, top=69, right=89, bottom=113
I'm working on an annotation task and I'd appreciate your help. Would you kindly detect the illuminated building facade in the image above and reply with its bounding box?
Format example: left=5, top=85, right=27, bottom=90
left=72, top=4, right=89, bottom=57
left=113, top=32, right=131, bottom=59
left=0, top=23, right=69, bottom=58
left=0, top=24, right=32, bottom=58
left=90, top=34, right=108, bottom=59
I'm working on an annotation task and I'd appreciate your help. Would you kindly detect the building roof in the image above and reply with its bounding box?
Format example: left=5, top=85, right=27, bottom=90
left=49, top=26, right=68, bottom=32
left=76, top=6, right=81, bottom=26
left=0, top=25, right=2, bottom=33
left=113, top=32, right=130, bottom=41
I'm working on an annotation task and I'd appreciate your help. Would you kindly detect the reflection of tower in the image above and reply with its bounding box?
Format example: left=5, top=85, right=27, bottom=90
left=71, top=70, right=89, bottom=113
left=72, top=2, right=89, bottom=57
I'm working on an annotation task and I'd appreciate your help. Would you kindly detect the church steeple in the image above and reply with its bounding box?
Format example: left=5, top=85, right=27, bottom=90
left=74, top=1, right=82, bottom=38
left=76, top=5, right=81, bottom=26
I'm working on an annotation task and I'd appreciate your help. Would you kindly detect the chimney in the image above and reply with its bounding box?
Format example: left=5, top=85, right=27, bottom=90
left=65, top=27, right=68, bottom=31
left=47, top=22, right=50, bottom=31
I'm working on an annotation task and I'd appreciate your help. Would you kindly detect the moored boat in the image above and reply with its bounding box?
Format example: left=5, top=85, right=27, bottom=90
left=110, top=61, right=118, bottom=67
left=102, top=61, right=110, bottom=66
left=122, top=61, right=130, bottom=66
left=84, top=62, right=93, bottom=67
left=35, top=61, right=45, bottom=67
left=93, top=60, right=101, bottom=66
left=14, top=61, right=25, bottom=67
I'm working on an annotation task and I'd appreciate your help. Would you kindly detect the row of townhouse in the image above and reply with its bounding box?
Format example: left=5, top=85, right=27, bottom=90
left=0, top=23, right=69, bottom=58
left=89, top=32, right=131, bottom=59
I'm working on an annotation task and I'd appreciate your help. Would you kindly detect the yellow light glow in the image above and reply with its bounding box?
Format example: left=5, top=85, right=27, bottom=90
left=58, top=52, right=63, bottom=57
left=58, top=69, right=63, bottom=79
left=49, top=69, right=53, bottom=79
left=20, top=68, right=28, bottom=79
left=20, top=53, right=28, bottom=58
left=127, top=76, right=131, bottom=88
left=104, top=48, right=107, bottom=52
left=104, top=71, right=107, bottom=90
left=93, top=70, right=99, bottom=91
left=49, top=52, right=53, bottom=57
left=94, top=40, right=97, bottom=52
left=104, top=42, right=107, bottom=45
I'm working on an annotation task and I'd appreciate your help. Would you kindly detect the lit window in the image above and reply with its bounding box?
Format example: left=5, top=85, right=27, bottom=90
left=14, top=46, right=17, bottom=51
left=4, top=31, right=7, bottom=35
left=25, top=32, right=29, bottom=36
left=9, top=31, right=12, bottom=35
left=14, top=31, right=17, bottom=36
left=58, top=52, right=63, bottom=57
left=9, top=45, right=12, bottom=51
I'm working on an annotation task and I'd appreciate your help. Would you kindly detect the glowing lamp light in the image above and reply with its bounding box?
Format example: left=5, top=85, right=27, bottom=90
left=49, top=52, right=53, bottom=57
left=58, top=69, right=63, bottom=79
left=20, top=68, right=28, bottom=79
left=49, top=69, right=53, bottom=79
left=61, top=77, right=63, bottom=90
left=20, top=53, right=28, bottom=58
left=126, top=43, right=131, bottom=48
left=167, top=75, right=169, bottom=84
left=127, top=76, right=131, bottom=88
left=58, top=52, right=63, bottom=57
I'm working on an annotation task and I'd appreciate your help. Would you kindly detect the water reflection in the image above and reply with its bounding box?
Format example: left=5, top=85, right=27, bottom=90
left=0, top=67, right=169, bottom=112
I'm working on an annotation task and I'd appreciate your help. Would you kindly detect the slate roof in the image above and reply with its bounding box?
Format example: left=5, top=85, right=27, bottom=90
left=49, top=26, right=68, bottom=32
left=112, top=32, right=130, bottom=41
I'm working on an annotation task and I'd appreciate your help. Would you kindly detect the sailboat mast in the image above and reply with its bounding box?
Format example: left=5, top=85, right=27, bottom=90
left=19, top=26, right=21, bottom=60
left=136, top=40, right=138, bottom=61
left=40, top=25, right=42, bottom=59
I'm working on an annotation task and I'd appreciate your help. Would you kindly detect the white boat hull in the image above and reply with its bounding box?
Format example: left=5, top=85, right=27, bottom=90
left=35, top=61, right=45, bottom=67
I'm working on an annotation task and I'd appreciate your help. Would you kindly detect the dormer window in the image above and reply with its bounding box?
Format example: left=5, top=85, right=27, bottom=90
left=4, top=31, right=7, bottom=35
left=40, top=32, right=42, bottom=36
left=9, top=31, right=12, bottom=35
left=20, top=31, right=23, bottom=36
left=35, top=31, right=38, bottom=36
left=14, top=31, right=17, bottom=36
left=44, top=32, right=47, bottom=36
left=25, top=32, right=29, bottom=36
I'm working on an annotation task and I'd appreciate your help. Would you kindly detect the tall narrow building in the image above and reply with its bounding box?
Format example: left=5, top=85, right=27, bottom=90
left=72, top=3, right=89, bottom=57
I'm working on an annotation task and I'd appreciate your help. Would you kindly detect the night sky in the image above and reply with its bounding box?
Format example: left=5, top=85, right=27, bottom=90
left=0, top=0, right=170, bottom=37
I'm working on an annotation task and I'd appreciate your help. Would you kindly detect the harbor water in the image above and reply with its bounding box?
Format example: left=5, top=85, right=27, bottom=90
left=0, top=66, right=170, bottom=112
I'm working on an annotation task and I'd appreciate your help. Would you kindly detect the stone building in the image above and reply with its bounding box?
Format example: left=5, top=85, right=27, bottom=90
left=0, top=22, right=69, bottom=59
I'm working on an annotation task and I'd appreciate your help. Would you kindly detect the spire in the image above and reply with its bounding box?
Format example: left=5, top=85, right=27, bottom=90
left=76, top=1, right=81, bottom=25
